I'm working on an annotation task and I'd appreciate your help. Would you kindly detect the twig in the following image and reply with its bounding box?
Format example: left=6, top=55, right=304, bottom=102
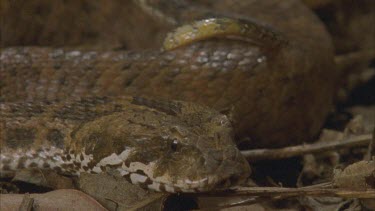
left=366, top=128, right=375, bottom=160
left=198, top=196, right=273, bottom=210
left=241, top=134, right=372, bottom=161
left=18, top=193, right=34, bottom=211
left=195, top=183, right=369, bottom=210
left=335, top=49, right=375, bottom=73
left=197, top=186, right=375, bottom=199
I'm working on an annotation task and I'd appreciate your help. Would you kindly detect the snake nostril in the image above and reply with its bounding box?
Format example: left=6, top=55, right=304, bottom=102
left=215, top=174, right=243, bottom=189
left=170, top=139, right=178, bottom=151
left=229, top=175, right=239, bottom=185
left=216, top=179, right=229, bottom=188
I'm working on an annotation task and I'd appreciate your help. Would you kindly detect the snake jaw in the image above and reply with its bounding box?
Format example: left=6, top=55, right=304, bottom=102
left=97, top=145, right=249, bottom=193
left=109, top=147, right=250, bottom=193
left=139, top=175, right=230, bottom=193
left=137, top=148, right=251, bottom=193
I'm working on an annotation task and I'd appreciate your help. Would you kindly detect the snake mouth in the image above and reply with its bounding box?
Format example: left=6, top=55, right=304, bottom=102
left=144, top=163, right=251, bottom=193
left=144, top=151, right=251, bottom=192
left=214, top=174, right=243, bottom=190
left=118, top=161, right=249, bottom=193
left=145, top=174, right=246, bottom=193
left=176, top=173, right=248, bottom=192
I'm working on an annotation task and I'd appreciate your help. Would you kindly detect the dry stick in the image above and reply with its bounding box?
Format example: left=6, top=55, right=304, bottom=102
left=366, top=128, right=375, bottom=160
left=198, top=187, right=375, bottom=199
left=199, top=196, right=272, bottom=210
left=197, top=184, right=371, bottom=208
left=335, top=49, right=375, bottom=73
left=18, top=193, right=34, bottom=211
left=241, top=134, right=372, bottom=161
left=197, top=183, right=370, bottom=209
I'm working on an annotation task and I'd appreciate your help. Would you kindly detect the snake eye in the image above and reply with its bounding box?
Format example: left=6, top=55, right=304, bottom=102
left=171, top=140, right=179, bottom=151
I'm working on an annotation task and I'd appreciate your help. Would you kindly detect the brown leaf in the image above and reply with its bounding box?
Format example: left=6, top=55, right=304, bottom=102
left=12, top=169, right=75, bottom=189
left=362, top=198, right=375, bottom=210
left=348, top=106, right=375, bottom=134
left=344, top=115, right=366, bottom=135
left=0, top=189, right=107, bottom=210
left=299, top=197, right=361, bottom=211
left=333, top=160, right=375, bottom=190
left=78, top=172, right=168, bottom=211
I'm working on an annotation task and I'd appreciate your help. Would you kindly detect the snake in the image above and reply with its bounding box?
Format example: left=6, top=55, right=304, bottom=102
left=0, top=0, right=337, bottom=192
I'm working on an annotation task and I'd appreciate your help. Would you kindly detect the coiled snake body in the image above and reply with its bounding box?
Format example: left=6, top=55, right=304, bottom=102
left=0, top=0, right=337, bottom=192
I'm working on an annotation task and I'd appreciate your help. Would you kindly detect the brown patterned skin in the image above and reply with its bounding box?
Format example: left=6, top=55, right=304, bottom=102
left=0, top=97, right=250, bottom=192
left=0, top=0, right=336, bottom=149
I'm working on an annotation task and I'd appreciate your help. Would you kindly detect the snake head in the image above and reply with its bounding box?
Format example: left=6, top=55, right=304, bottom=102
left=75, top=98, right=251, bottom=193
left=146, top=113, right=251, bottom=193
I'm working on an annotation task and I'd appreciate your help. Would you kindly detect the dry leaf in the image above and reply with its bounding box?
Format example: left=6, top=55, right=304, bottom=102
left=0, top=189, right=107, bottom=211
left=333, top=160, right=375, bottom=190
left=348, top=106, right=375, bottom=134
left=299, top=197, right=362, bottom=211
left=12, top=169, right=75, bottom=190
left=78, top=172, right=168, bottom=211
left=362, top=198, right=375, bottom=210
left=344, top=115, right=365, bottom=135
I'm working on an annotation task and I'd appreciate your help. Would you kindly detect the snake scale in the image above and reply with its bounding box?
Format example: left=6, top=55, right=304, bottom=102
left=0, top=0, right=338, bottom=192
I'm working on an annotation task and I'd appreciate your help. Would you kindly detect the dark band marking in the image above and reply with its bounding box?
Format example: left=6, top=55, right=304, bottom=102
left=145, top=177, right=153, bottom=185
left=136, top=169, right=147, bottom=177
left=159, top=183, right=166, bottom=192
left=107, top=163, right=123, bottom=169
left=122, top=174, right=132, bottom=183
left=173, top=186, right=182, bottom=192
left=365, top=174, right=375, bottom=187
left=52, top=97, right=121, bottom=121
left=138, top=176, right=153, bottom=189
left=8, top=103, right=45, bottom=117
left=29, top=162, right=38, bottom=168
left=87, top=162, right=96, bottom=169
left=61, top=163, right=74, bottom=170
left=17, top=157, right=27, bottom=169
left=66, top=154, right=72, bottom=161
left=61, top=155, right=67, bottom=162
left=1, top=159, right=11, bottom=164
left=5, top=128, right=36, bottom=149
left=68, top=169, right=76, bottom=175
left=73, top=161, right=81, bottom=168
left=124, top=159, right=131, bottom=168
left=131, top=97, right=182, bottom=116
left=79, top=153, right=84, bottom=161
left=53, top=166, right=62, bottom=173
left=43, top=163, right=50, bottom=168
left=2, top=165, right=10, bottom=171
left=46, top=129, right=65, bottom=149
